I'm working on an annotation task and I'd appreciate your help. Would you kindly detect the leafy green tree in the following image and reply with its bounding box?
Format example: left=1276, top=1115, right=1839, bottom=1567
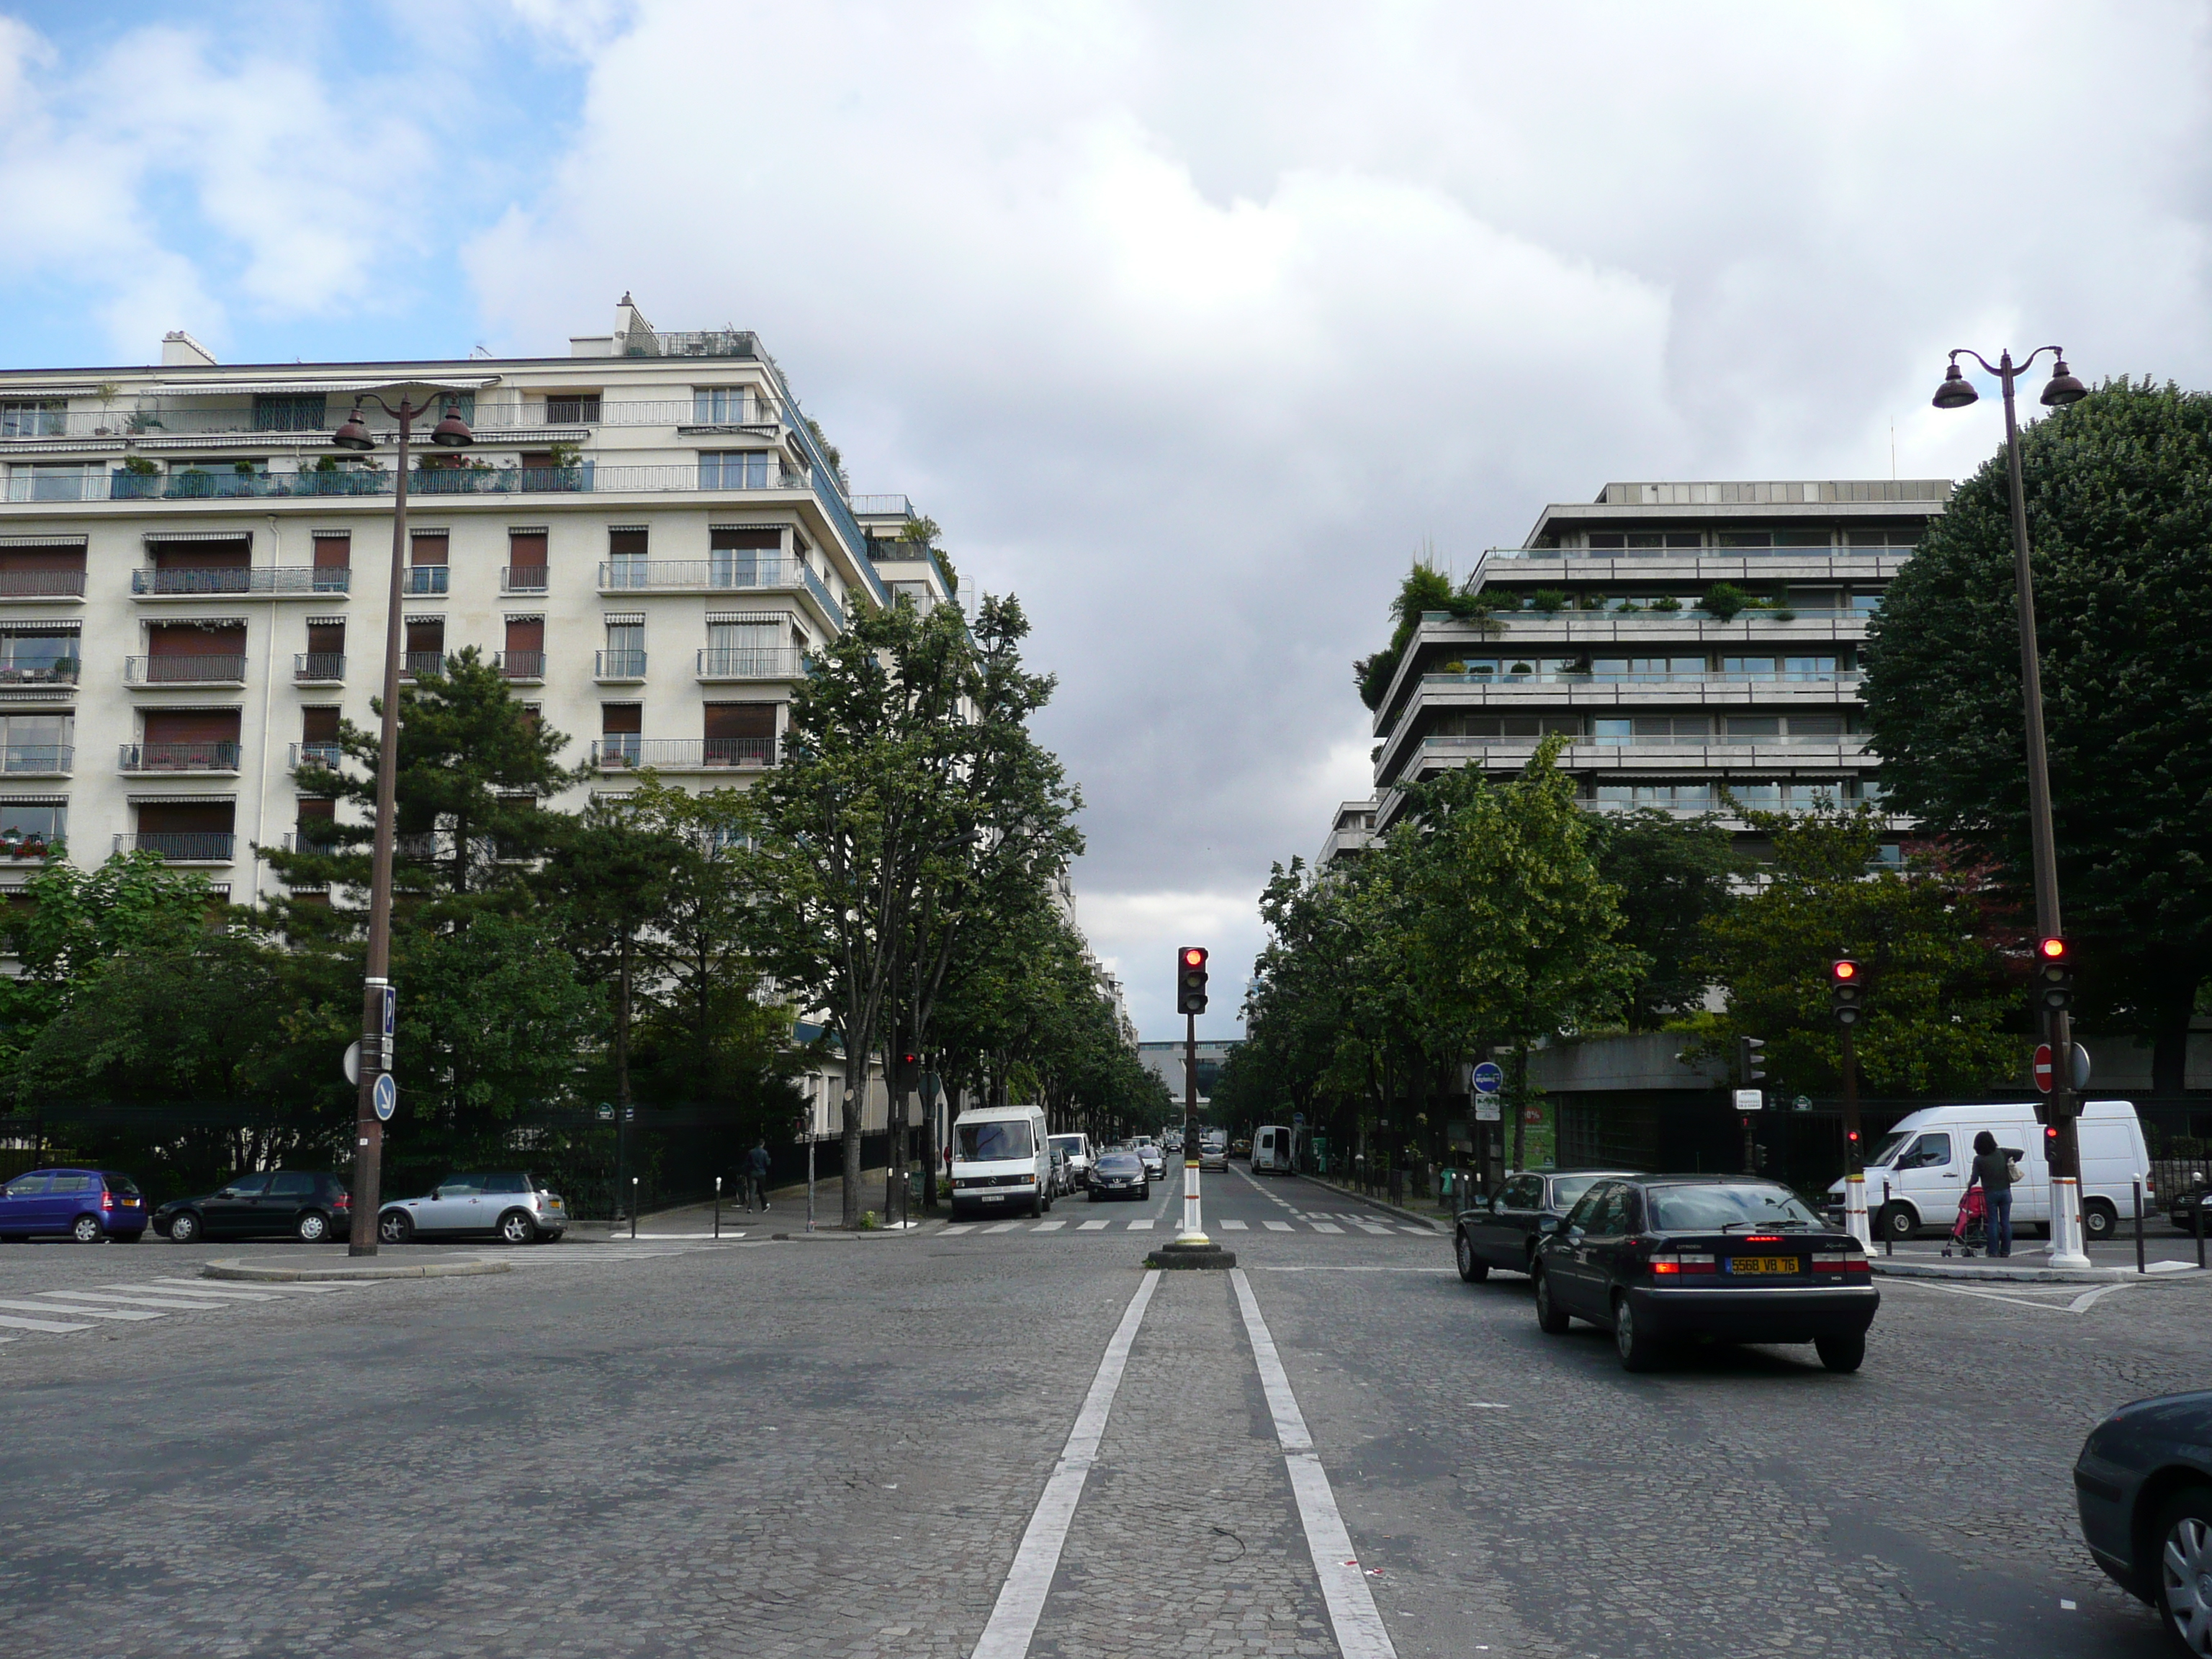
left=1581, top=807, right=1739, bottom=1027
left=1683, top=804, right=2016, bottom=1100
left=1354, top=564, right=1496, bottom=710
left=1863, top=379, right=2212, bottom=1094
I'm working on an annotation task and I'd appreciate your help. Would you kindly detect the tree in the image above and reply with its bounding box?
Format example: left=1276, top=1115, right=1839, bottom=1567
left=1683, top=803, right=2016, bottom=1100
left=1354, top=563, right=1496, bottom=711
left=1581, top=807, right=1739, bottom=1028
left=1862, top=379, right=2212, bottom=1094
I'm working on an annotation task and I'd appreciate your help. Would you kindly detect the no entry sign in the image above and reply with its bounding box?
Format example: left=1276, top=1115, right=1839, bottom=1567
left=2033, top=1043, right=2054, bottom=1093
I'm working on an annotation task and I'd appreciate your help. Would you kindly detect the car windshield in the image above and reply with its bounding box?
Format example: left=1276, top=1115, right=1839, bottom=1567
left=958, top=1121, right=1033, bottom=1162
left=1550, top=1174, right=1605, bottom=1209
left=103, top=1173, right=142, bottom=1196
left=1868, top=1130, right=1911, bottom=1167
left=1648, top=1184, right=1825, bottom=1231
left=1096, top=1154, right=1140, bottom=1172
left=1049, top=1136, right=1083, bottom=1155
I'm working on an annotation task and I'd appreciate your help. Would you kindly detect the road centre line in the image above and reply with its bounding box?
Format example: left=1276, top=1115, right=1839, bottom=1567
left=971, top=1269, right=1161, bottom=1659
left=1230, top=1269, right=1400, bottom=1659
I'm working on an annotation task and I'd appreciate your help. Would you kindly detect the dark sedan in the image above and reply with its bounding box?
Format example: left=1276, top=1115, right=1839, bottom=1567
left=1455, top=1168, right=1637, bottom=1282
left=1530, top=1175, right=1878, bottom=1372
left=2074, top=1390, right=2212, bottom=1652
left=156, top=1172, right=351, bottom=1244
left=1088, top=1153, right=1148, bottom=1202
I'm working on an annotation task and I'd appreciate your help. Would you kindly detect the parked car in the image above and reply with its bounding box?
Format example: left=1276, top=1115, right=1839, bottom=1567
left=377, top=1172, right=568, bottom=1244
left=1134, top=1140, right=1166, bottom=1181
left=1456, top=1169, right=1638, bottom=1282
left=1230, top=1138, right=1251, bottom=1159
left=2167, top=1174, right=2211, bottom=1234
left=1200, top=1138, right=1229, bottom=1173
left=950, top=1103, right=1053, bottom=1220
left=0, top=1168, right=148, bottom=1243
left=1048, top=1145, right=1073, bottom=1197
left=1831, top=1098, right=2151, bottom=1241
left=156, top=1171, right=351, bottom=1244
left=1530, top=1175, right=1878, bottom=1372
left=1048, top=1133, right=1094, bottom=1190
left=1252, top=1125, right=1295, bottom=1174
left=1089, top=1151, right=1148, bottom=1201
left=2073, top=1388, right=2212, bottom=1650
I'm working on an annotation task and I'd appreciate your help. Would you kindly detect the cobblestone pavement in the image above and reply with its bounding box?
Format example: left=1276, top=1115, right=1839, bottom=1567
left=0, top=1170, right=2196, bottom=1656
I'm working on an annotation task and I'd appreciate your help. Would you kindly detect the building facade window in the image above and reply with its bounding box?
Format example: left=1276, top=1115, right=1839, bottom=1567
left=698, top=451, right=771, bottom=490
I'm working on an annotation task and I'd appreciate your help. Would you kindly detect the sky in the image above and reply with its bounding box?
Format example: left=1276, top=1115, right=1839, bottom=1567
left=4, top=1, right=2211, bottom=1038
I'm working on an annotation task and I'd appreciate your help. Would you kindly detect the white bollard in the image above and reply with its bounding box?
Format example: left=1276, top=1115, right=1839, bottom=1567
left=2048, top=1175, right=2090, bottom=1269
left=1843, top=1172, right=1872, bottom=1249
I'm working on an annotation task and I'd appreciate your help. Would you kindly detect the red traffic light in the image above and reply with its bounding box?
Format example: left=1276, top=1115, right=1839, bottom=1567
left=1181, top=947, right=1207, bottom=968
left=1831, top=958, right=1859, bottom=983
left=2038, top=935, right=2068, bottom=962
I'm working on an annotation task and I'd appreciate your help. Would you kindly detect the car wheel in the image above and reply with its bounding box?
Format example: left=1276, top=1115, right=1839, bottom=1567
left=2154, top=1486, right=2212, bottom=1656
left=1879, top=1203, right=1918, bottom=1241
left=498, top=1208, right=537, bottom=1246
left=1612, top=1295, right=1665, bottom=1372
left=168, top=1212, right=202, bottom=1245
left=2082, top=1199, right=2119, bottom=1243
left=295, top=1210, right=330, bottom=1244
left=1455, top=1229, right=1488, bottom=1284
left=1814, top=1333, right=1866, bottom=1373
left=71, top=1214, right=102, bottom=1244
left=378, top=1210, right=413, bottom=1245
left=1533, top=1267, right=1570, bottom=1334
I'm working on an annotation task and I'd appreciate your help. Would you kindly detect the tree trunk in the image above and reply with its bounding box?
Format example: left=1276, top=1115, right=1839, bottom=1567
left=841, top=1074, right=863, bottom=1228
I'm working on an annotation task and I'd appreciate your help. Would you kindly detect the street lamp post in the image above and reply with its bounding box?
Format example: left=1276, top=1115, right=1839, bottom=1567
left=1930, top=347, right=2090, bottom=1267
left=331, top=393, right=474, bottom=1256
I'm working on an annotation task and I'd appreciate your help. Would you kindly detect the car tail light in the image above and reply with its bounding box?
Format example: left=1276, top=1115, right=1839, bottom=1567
left=101, top=1191, right=114, bottom=1210
left=333, top=1193, right=351, bottom=1210
left=1741, top=1235, right=1783, bottom=1244
left=1650, top=1251, right=1715, bottom=1276
left=1812, top=1250, right=1871, bottom=1276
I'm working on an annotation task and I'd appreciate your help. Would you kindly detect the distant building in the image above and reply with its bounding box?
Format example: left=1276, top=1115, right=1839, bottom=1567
left=1138, top=1039, right=1241, bottom=1105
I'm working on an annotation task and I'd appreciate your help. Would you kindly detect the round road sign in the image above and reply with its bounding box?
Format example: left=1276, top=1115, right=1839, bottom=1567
left=372, top=1073, right=397, bottom=1122
left=1471, top=1061, right=1504, bottom=1095
left=2032, top=1043, right=2054, bottom=1093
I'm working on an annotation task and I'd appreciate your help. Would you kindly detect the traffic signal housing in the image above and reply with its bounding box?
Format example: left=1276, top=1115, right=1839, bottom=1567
left=1177, top=946, right=1210, bottom=1015
left=894, top=1050, right=921, bottom=1093
left=1830, top=958, right=1864, bottom=1027
left=1737, top=1035, right=1767, bottom=1085
left=2035, top=936, right=2074, bottom=1013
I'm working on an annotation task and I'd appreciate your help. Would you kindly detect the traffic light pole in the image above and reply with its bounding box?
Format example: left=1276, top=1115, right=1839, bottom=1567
left=1840, top=1025, right=1869, bottom=1249
left=1176, top=1010, right=1208, bottom=1245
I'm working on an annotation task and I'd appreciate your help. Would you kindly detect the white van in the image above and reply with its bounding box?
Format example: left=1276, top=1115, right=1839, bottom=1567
left=951, top=1104, right=1053, bottom=1220
left=1827, top=1100, right=2150, bottom=1244
left=1048, top=1133, right=1094, bottom=1190
left=1251, top=1125, right=1294, bottom=1174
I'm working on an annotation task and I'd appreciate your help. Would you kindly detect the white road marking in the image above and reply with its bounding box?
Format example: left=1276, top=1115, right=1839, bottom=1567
left=940, top=1225, right=974, bottom=1236
left=1355, top=1223, right=1394, bottom=1236
left=1231, top=1269, right=1399, bottom=1659
left=37, top=1289, right=232, bottom=1311
left=1312, top=1223, right=1344, bottom=1234
left=1077, top=1220, right=1110, bottom=1231
left=0, top=1298, right=163, bottom=1321
left=971, top=1271, right=1160, bottom=1659
left=1033, top=1220, right=1066, bottom=1233
left=985, top=1223, right=1020, bottom=1234
left=1398, top=1227, right=1433, bottom=1236
left=0, top=1313, right=95, bottom=1334
left=1245, top=1265, right=1457, bottom=1274
left=1894, top=1279, right=2139, bottom=1315
left=1222, top=1219, right=1249, bottom=1231
left=1264, top=1220, right=1293, bottom=1233
left=1127, top=1220, right=1153, bottom=1231
left=120, top=1282, right=280, bottom=1301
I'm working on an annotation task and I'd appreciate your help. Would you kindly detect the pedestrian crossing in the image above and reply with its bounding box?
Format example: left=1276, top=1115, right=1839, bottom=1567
left=0, top=1274, right=362, bottom=1346
left=936, top=1213, right=1432, bottom=1239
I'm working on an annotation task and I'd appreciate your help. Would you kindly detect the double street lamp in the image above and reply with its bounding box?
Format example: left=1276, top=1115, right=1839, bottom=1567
left=1929, top=346, right=2091, bottom=1267
left=331, top=392, right=474, bottom=1255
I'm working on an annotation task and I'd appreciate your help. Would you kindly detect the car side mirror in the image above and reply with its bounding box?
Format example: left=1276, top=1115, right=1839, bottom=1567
left=1536, top=1215, right=1562, bottom=1235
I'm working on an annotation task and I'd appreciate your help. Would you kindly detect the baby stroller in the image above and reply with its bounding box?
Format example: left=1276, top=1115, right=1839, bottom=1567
left=1943, top=1183, right=1987, bottom=1257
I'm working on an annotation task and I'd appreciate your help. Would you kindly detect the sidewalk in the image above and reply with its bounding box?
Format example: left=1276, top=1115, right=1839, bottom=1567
left=578, top=1166, right=950, bottom=1238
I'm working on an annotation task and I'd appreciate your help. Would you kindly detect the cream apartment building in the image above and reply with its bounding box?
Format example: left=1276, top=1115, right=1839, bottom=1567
left=0, top=296, right=956, bottom=903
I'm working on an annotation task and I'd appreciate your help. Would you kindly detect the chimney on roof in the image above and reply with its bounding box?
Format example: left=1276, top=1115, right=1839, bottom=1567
left=161, top=331, right=216, bottom=367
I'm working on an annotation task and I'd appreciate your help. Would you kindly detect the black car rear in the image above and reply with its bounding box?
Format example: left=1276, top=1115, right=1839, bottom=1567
left=1531, top=1176, right=1879, bottom=1372
left=1089, top=1153, right=1147, bottom=1200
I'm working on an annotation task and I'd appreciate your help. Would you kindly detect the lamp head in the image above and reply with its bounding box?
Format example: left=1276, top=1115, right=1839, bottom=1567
left=2040, top=358, right=2088, bottom=407
left=1932, top=361, right=1979, bottom=410
left=331, top=405, right=374, bottom=450
left=430, top=402, right=474, bottom=448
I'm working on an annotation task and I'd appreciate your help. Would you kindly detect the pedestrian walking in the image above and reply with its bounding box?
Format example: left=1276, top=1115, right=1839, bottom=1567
left=1971, top=1130, right=2013, bottom=1257
left=747, top=1141, right=772, bottom=1213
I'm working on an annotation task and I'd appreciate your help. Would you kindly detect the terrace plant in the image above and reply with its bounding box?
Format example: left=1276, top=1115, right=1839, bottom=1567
left=1699, top=582, right=1751, bottom=621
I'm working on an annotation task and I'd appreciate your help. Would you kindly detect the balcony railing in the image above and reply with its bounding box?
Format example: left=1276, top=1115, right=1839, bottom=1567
left=400, top=652, right=446, bottom=680
left=591, top=737, right=775, bottom=770
left=116, top=832, right=234, bottom=862
left=125, top=655, right=248, bottom=685
left=295, top=652, right=345, bottom=683
left=120, top=742, right=240, bottom=773
left=0, top=659, right=80, bottom=687
left=697, top=647, right=805, bottom=680
left=0, top=399, right=795, bottom=441
left=0, top=571, right=86, bottom=598
left=6, top=464, right=800, bottom=503
left=402, top=567, right=449, bottom=596
left=500, top=566, right=549, bottom=593
left=595, top=649, right=647, bottom=680
left=497, top=650, right=546, bottom=680
left=289, top=742, right=343, bottom=770
left=595, top=557, right=845, bottom=627
left=132, top=567, right=351, bottom=596
left=1425, top=668, right=1861, bottom=686
left=0, top=745, right=71, bottom=774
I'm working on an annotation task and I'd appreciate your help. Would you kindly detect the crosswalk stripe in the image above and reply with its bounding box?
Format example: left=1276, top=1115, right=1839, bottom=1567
left=1077, top=1219, right=1110, bottom=1231
left=1221, top=1220, right=1249, bottom=1231
left=1033, top=1220, right=1065, bottom=1232
left=1127, top=1220, right=1153, bottom=1231
left=1355, top=1223, right=1394, bottom=1235
left=985, top=1222, right=1020, bottom=1234
left=1311, top=1223, right=1344, bottom=1234
left=0, top=1313, right=94, bottom=1334
left=39, top=1290, right=232, bottom=1311
left=1264, top=1220, right=1293, bottom=1232
left=107, top=1281, right=279, bottom=1300
left=1400, top=1226, right=1433, bottom=1236
left=0, top=1298, right=163, bottom=1322
left=940, top=1224, right=974, bottom=1236
left=147, top=1279, right=336, bottom=1299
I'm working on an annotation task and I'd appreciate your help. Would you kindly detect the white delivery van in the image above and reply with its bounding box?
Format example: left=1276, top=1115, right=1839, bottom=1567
left=1251, top=1124, right=1294, bottom=1174
left=951, top=1104, right=1053, bottom=1220
left=1827, top=1099, right=2150, bottom=1244
left=1048, top=1133, right=1094, bottom=1190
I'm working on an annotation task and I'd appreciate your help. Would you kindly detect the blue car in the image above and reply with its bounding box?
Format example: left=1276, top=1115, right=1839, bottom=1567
left=0, top=1166, right=150, bottom=1243
left=2074, top=1389, right=2212, bottom=1652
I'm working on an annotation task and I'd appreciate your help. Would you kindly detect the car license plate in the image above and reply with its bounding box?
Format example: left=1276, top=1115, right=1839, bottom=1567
left=981, top=1194, right=1004, bottom=1202
left=1730, top=1256, right=1797, bottom=1274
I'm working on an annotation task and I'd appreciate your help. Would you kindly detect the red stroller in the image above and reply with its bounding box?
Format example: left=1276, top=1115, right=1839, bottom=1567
left=1943, top=1184, right=1987, bottom=1257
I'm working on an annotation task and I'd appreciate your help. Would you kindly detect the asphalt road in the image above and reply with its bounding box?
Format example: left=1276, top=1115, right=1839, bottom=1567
left=0, top=1164, right=2195, bottom=1657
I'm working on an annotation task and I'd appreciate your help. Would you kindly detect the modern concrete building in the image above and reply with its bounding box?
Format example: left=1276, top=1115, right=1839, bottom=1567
left=1364, top=479, right=1953, bottom=837
left=0, top=295, right=958, bottom=902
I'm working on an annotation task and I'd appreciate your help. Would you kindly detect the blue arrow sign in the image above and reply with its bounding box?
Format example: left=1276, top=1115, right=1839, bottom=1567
left=1471, top=1061, right=1504, bottom=1095
left=372, top=1073, right=397, bottom=1123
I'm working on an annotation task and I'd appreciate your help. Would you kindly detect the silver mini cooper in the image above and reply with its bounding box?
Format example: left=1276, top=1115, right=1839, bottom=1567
left=378, top=1172, right=567, bottom=1244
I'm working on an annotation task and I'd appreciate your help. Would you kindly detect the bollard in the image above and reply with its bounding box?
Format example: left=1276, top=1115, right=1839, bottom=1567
left=631, top=1176, right=639, bottom=1241
left=2198, top=1192, right=2207, bottom=1272
left=1882, top=1179, right=1893, bottom=1256
left=714, top=1176, right=721, bottom=1240
left=2134, top=1179, right=2146, bottom=1275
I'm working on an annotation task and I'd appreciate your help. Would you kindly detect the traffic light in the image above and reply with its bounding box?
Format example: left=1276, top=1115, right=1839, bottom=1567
left=2045, top=1123, right=2061, bottom=1158
left=2034, top=936, right=2074, bottom=1013
left=1737, top=1035, right=1767, bottom=1085
left=1177, top=946, right=1210, bottom=1015
left=893, top=1051, right=921, bottom=1093
left=1830, top=958, right=1864, bottom=1027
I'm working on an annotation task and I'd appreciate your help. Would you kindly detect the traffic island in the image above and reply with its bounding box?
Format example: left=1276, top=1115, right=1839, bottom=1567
left=202, top=1254, right=513, bottom=1283
left=1146, top=1240, right=1236, bottom=1270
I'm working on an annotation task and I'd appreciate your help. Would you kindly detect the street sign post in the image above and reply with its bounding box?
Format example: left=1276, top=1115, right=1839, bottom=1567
left=1473, top=1097, right=1501, bottom=1123
left=372, top=1073, right=396, bottom=1123
left=1732, top=1088, right=1763, bottom=1111
left=1471, top=1061, right=1503, bottom=1094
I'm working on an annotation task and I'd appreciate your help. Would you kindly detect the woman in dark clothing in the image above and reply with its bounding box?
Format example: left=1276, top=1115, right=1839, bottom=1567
left=1971, top=1130, right=2014, bottom=1257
